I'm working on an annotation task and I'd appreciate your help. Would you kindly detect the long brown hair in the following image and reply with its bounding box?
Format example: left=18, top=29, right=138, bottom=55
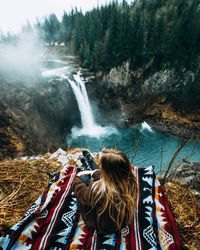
left=90, top=148, right=137, bottom=230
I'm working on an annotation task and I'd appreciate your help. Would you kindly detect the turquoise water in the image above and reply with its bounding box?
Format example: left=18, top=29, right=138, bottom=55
left=68, top=128, right=200, bottom=172
left=40, top=57, right=200, bottom=173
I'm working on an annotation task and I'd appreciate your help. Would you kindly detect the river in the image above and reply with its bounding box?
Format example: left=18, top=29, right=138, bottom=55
left=41, top=55, right=200, bottom=172
left=68, top=128, right=200, bottom=171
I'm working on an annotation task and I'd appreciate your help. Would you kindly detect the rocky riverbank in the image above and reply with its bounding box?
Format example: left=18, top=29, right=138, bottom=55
left=86, top=60, right=200, bottom=142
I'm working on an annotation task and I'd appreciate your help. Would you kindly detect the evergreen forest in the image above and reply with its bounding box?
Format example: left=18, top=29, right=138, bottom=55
left=32, top=0, right=200, bottom=72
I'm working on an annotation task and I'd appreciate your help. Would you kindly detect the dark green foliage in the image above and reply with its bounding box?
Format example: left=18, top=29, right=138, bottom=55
left=40, top=14, right=61, bottom=44
left=34, top=0, right=200, bottom=73
left=0, top=32, right=18, bottom=45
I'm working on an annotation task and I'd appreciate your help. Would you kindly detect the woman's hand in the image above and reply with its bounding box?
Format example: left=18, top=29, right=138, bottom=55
left=77, top=170, right=93, bottom=177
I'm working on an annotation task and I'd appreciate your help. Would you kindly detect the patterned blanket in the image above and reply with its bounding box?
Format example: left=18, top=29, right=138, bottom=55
left=0, top=155, right=181, bottom=249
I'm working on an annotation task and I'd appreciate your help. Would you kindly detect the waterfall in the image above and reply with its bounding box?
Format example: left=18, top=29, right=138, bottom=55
left=68, top=71, right=117, bottom=138
left=41, top=59, right=117, bottom=138
left=140, top=121, right=154, bottom=133
left=68, top=72, right=95, bottom=130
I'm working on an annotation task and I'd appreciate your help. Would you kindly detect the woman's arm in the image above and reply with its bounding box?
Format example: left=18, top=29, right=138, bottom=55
left=72, top=176, right=91, bottom=205
left=72, top=170, right=102, bottom=205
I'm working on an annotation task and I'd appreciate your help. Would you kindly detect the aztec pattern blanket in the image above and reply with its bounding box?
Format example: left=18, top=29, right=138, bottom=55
left=0, top=152, right=181, bottom=250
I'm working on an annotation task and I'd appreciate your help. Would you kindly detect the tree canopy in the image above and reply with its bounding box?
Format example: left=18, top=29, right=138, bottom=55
left=34, top=0, right=200, bottom=72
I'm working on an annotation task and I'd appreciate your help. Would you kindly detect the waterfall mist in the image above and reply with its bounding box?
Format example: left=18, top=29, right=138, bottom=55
left=68, top=72, right=118, bottom=138
left=0, top=29, right=43, bottom=81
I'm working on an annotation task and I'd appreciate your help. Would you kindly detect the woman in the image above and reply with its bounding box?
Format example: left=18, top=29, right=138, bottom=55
left=72, top=148, right=137, bottom=234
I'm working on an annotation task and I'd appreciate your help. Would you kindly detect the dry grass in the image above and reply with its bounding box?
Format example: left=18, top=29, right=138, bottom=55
left=0, top=155, right=199, bottom=249
left=67, top=148, right=83, bottom=154
left=0, top=156, right=61, bottom=228
left=164, top=181, right=200, bottom=250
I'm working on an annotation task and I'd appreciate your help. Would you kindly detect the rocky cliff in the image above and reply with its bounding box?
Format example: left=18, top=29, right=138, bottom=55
left=0, top=74, right=80, bottom=160
left=89, top=60, right=200, bottom=141
left=0, top=50, right=200, bottom=160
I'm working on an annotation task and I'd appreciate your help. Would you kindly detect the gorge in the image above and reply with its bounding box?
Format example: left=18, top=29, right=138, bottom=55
left=0, top=1, right=200, bottom=248
left=1, top=0, right=200, bottom=166
left=1, top=49, right=199, bottom=172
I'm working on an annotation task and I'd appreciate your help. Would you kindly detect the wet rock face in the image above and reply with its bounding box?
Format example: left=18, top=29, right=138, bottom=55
left=35, top=80, right=80, bottom=130
left=142, top=69, right=195, bottom=94
left=87, top=62, right=200, bottom=140
left=102, top=61, right=132, bottom=87
left=0, top=102, right=16, bottom=160
left=0, top=103, right=10, bottom=128
left=0, top=76, right=80, bottom=160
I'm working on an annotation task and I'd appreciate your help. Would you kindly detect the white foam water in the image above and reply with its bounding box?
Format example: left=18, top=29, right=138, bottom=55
left=71, top=125, right=118, bottom=138
left=68, top=71, right=117, bottom=138
left=140, top=121, right=154, bottom=133
left=42, top=66, right=69, bottom=79
left=41, top=59, right=118, bottom=139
